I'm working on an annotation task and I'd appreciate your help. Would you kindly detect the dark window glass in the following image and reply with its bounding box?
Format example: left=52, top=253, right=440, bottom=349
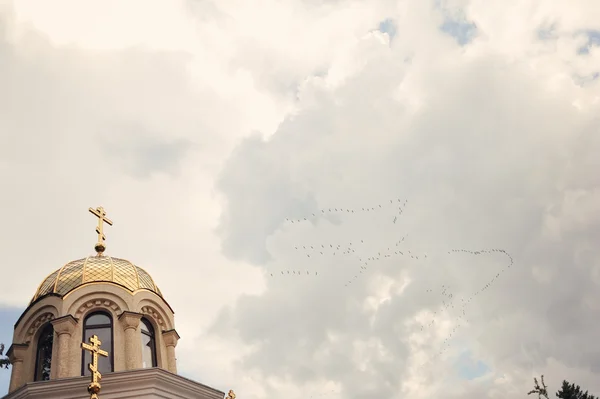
left=85, top=313, right=111, bottom=326
left=82, top=312, right=113, bottom=376
left=140, top=318, right=157, bottom=368
left=34, top=324, right=53, bottom=381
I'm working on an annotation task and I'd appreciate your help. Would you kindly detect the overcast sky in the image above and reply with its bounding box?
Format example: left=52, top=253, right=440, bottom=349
left=0, top=0, right=599, bottom=398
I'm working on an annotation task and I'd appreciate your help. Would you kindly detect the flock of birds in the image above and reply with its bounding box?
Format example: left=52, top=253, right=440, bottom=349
left=271, top=198, right=515, bottom=396
left=414, top=247, right=514, bottom=369
left=276, top=199, right=409, bottom=281
left=284, top=198, right=407, bottom=224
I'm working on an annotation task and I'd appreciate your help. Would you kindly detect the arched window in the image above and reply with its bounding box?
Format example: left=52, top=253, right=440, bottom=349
left=82, top=312, right=113, bottom=376
left=140, top=318, right=157, bottom=368
left=34, top=324, right=54, bottom=381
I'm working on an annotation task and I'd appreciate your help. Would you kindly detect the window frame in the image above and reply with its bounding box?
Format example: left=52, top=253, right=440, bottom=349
left=33, top=323, right=54, bottom=381
left=81, top=311, right=114, bottom=376
left=140, top=317, right=158, bottom=368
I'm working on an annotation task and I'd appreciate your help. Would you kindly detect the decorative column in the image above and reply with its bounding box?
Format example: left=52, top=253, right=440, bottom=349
left=51, top=315, right=78, bottom=379
left=118, top=311, right=142, bottom=370
left=7, top=343, right=29, bottom=393
left=162, top=329, right=180, bottom=374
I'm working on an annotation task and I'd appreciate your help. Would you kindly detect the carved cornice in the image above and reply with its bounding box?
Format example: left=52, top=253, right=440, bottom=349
left=6, top=343, right=29, bottom=363
left=24, top=313, right=55, bottom=343
left=118, top=311, right=142, bottom=330
left=140, top=305, right=166, bottom=330
left=3, top=367, right=225, bottom=399
left=74, top=298, right=121, bottom=319
left=161, top=329, right=180, bottom=347
left=51, top=315, right=78, bottom=336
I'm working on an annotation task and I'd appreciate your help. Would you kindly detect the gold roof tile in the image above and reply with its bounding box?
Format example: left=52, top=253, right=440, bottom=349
left=31, top=256, right=162, bottom=303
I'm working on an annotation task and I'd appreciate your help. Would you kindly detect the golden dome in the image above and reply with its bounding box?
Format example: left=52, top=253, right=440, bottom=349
left=31, top=256, right=163, bottom=303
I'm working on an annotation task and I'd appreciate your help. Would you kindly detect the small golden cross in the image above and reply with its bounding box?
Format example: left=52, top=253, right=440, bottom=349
left=81, top=334, right=109, bottom=399
left=89, top=206, right=113, bottom=255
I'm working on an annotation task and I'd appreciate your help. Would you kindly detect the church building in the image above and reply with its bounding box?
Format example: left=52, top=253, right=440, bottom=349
left=2, top=207, right=235, bottom=399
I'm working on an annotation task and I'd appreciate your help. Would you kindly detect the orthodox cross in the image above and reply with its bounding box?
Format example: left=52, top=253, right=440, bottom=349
left=81, top=334, right=109, bottom=399
left=89, top=206, right=112, bottom=255
left=226, top=390, right=236, bottom=399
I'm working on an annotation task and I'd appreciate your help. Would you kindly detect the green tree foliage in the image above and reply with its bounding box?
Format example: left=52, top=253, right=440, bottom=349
left=0, top=343, right=10, bottom=369
left=528, top=375, right=598, bottom=399
left=556, top=380, right=598, bottom=399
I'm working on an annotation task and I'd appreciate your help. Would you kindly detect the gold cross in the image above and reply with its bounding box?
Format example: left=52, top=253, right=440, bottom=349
left=81, top=335, right=109, bottom=399
left=89, top=206, right=112, bottom=255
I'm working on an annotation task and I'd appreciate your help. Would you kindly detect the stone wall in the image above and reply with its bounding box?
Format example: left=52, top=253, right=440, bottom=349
left=7, top=283, right=178, bottom=393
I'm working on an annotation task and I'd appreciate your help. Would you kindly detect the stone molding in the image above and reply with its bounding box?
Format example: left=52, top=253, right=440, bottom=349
left=140, top=305, right=166, bottom=330
left=24, top=313, right=54, bottom=343
left=161, top=329, right=180, bottom=374
left=161, top=330, right=180, bottom=347
left=9, top=281, right=178, bottom=393
left=6, top=344, right=28, bottom=363
left=118, top=311, right=143, bottom=369
left=50, top=315, right=78, bottom=336
left=51, top=314, right=79, bottom=379
left=13, top=300, right=61, bottom=342
left=1, top=367, right=225, bottom=399
left=74, top=298, right=121, bottom=319
left=118, top=311, right=142, bottom=330
left=6, top=344, right=29, bottom=393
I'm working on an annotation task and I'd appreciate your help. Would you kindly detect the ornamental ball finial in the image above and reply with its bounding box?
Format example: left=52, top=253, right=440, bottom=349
left=94, top=243, right=106, bottom=255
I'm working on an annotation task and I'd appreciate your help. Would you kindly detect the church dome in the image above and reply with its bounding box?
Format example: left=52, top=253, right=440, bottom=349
left=31, top=256, right=163, bottom=303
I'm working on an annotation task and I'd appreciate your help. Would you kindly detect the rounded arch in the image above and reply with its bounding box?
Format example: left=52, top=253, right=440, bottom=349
left=139, top=306, right=166, bottom=331
left=81, top=310, right=114, bottom=376
left=66, top=290, right=128, bottom=320
left=140, top=317, right=158, bottom=368
left=13, top=301, right=59, bottom=344
left=135, top=297, right=173, bottom=331
left=23, top=312, right=56, bottom=345
left=74, top=299, right=122, bottom=320
left=33, top=323, right=54, bottom=381
left=24, top=318, right=57, bottom=383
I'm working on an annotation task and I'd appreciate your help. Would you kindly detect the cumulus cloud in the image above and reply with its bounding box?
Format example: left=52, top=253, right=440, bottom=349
left=208, top=1, right=600, bottom=398
left=0, top=0, right=267, bottom=378
left=1, top=0, right=599, bottom=398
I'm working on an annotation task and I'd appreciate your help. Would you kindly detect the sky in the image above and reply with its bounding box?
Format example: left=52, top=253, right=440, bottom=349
left=0, top=0, right=599, bottom=398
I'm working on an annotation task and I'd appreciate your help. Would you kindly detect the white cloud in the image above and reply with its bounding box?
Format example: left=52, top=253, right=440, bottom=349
left=1, top=0, right=600, bottom=398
